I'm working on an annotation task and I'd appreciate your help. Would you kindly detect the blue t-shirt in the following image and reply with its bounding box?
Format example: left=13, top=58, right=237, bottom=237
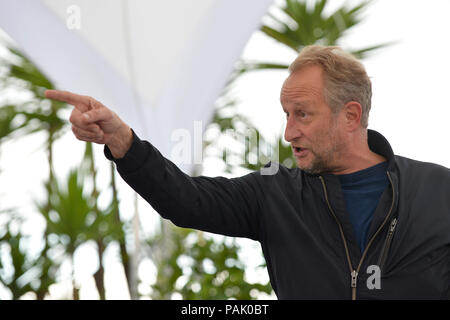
left=337, top=161, right=388, bottom=253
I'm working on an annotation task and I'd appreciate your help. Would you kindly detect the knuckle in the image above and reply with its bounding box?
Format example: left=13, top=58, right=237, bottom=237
left=81, top=113, right=92, bottom=124
left=70, top=110, right=81, bottom=124
left=71, top=116, right=84, bottom=127
left=92, top=100, right=101, bottom=108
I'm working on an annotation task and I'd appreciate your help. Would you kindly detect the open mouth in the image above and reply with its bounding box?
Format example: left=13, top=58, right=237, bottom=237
left=293, top=146, right=308, bottom=157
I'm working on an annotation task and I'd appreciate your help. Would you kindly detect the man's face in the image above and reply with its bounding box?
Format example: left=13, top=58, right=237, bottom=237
left=280, top=65, right=345, bottom=174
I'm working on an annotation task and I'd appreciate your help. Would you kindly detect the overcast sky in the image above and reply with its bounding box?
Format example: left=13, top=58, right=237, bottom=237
left=1, top=0, right=449, bottom=299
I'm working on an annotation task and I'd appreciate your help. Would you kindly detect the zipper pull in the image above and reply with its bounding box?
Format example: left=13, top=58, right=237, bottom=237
left=389, top=218, right=397, bottom=233
left=351, top=270, right=358, bottom=288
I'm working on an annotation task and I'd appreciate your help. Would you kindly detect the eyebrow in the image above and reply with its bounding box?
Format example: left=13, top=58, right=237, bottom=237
left=293, top=100, right=313, bottom=109
left=282, top=100, right=313, bottom=113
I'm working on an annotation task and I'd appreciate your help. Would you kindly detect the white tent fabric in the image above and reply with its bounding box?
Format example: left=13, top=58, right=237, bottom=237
left=0, top=0, right=273, bottom=173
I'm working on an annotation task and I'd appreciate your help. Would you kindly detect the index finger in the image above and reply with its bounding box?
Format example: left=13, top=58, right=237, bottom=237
left=45, top=90, right=90, bottom=111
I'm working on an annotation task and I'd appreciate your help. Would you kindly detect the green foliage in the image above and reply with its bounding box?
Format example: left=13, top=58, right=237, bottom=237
left=0, top=223, right=35, bottom=299
left=7, top=46, right=54, bottom=90
left=35, top=169, right=123, bottom=255
left=240, top=0, right=391, bottom=73
left=261, top=0, right=387, bottom=56
left=0, top=38, right=69, bottom=145
left=0, top=105, right=27, bottom=141
left=0, top=213, right=57, bottom=299
left=147, top=226, right=271, bottom=299
left=80, top=142, right=125, bottom=246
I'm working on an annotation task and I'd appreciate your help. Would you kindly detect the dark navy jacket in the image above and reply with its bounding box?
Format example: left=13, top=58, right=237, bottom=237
left=105, top=129, right=450, bottom=299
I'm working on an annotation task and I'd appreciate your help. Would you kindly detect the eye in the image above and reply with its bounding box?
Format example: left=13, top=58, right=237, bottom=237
left=285, top=110, right=308, bottom=120
left=297, top=111, right=307, bottom=118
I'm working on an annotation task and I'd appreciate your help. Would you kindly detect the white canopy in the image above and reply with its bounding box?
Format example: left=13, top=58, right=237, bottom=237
left=0, top=0, right=273, bottom=173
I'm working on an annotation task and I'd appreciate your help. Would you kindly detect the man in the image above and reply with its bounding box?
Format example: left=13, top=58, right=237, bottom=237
left=45, top=45, right=450, bottom=299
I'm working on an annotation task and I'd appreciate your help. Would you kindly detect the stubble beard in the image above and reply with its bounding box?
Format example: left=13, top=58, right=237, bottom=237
left=298, top=122, right=342, bottom=175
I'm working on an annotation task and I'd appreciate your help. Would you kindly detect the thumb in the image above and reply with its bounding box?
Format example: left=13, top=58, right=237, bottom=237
left=82, top=107, right=110, bottom=123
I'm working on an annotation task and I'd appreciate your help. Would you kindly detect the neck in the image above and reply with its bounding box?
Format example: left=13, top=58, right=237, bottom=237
left=331, top=131, right=386, bottom=175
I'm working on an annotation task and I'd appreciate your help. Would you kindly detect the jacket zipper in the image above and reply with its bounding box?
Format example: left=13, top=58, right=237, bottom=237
left=377, top=217, right=397, bottom=272
left=319, top=172, right=396, bottom=300
left=319, top=176, right=356, bottom=299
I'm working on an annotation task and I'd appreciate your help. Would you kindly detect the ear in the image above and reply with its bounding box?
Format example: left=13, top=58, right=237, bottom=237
left=342, top=101, right=362, bottom=131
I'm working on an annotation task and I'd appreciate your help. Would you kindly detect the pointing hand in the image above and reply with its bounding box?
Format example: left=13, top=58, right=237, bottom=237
left=45, top=90, right=133, bottom=158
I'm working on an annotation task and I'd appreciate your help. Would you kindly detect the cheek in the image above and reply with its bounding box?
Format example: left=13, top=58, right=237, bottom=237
left=308, top=127, right=335, bottom=152
left=308, top=125, right=327, bottom=143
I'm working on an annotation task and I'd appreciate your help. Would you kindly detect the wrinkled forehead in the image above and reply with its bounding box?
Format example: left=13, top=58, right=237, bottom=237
left=280, top=65, right=325, bottom=102
left=280, top=78, right=324, bottom=107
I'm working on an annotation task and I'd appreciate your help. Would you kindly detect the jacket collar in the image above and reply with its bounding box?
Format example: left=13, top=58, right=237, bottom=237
left=367, top=129, right=396, bottom=172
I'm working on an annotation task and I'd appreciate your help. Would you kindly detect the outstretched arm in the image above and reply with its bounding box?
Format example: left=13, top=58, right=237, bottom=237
left=45, top=90, right=265, bottom=240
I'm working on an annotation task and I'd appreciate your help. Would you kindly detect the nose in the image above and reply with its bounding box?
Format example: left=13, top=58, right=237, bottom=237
left=284, top=116, right=302, bottom=142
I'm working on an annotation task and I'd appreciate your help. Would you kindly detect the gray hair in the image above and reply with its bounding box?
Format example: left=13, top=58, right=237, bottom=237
left=289, top=45, right=372, bottom=129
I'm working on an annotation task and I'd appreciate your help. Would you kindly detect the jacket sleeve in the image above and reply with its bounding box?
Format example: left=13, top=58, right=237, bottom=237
left=104, top=129, right=265, bottom=241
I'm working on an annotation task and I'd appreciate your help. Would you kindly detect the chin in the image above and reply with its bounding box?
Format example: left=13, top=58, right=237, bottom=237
left=296, top=160, right=310, bottom=171
left=297, top=160, right=324, bottom=175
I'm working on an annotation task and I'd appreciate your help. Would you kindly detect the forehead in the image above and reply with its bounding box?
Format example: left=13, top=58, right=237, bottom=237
left=280, top=65, right=325, bottom=105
